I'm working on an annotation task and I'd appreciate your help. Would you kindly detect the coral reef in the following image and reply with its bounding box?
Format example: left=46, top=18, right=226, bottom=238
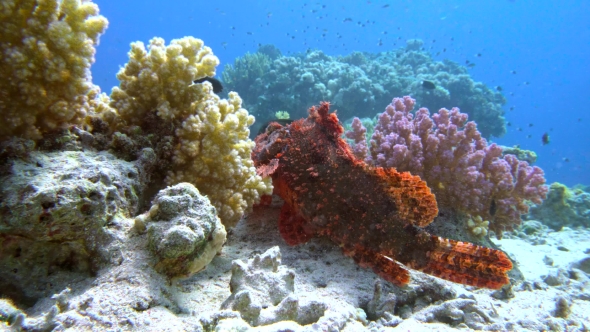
left=224, top=40, right=506, bottom=139
left=0, top=161, right=223, bottom=330
left=222, top=51, right=274, bottom=99
left=107, top=36, right=272, bottom=227
left=1, top=177, right=589, bottom=330
left=529, top=182, right=590, bottom=230
left=501, top=145, right=538, bottom=164
left=252, top=102, right=512, bottom=289
left=0, top=0, right=108, bottom=141
left=1, top=0, right=272, bottom=228
left=138, top=183, right=226, bottom=278
left=347, top=96, right=548, bottom=236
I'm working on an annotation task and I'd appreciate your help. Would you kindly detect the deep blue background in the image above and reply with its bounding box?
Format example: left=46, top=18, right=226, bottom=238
left=92, top=0, right=590, bottom=187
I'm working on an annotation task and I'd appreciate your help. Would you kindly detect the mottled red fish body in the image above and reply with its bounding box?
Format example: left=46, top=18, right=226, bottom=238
left=252, top=102, right=512, bottom=289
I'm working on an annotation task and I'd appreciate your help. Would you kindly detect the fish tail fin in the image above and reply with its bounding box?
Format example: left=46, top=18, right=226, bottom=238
left=413, top=236, right=513, bottom=289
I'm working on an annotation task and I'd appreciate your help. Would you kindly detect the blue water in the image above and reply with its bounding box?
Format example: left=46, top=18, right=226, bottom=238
left=92, top=0, right=590, bottom=187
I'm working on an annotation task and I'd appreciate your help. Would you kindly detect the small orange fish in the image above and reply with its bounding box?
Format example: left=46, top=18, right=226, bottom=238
left=252, top=102, right=512, bottom=289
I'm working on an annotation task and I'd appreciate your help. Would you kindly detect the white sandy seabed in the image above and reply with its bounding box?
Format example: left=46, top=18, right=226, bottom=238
left=4, top=204, right=590, bottom=331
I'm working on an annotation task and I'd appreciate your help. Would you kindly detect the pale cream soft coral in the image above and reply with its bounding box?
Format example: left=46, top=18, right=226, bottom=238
left=110, top=37, right=219, bottom=123
left=0, top=0, right=108, bottom=140
left=467, top=215, right=490, bottom=238
left=168, top=85, right=273, bottom=227
left=110, top=36, right=272, bottom=227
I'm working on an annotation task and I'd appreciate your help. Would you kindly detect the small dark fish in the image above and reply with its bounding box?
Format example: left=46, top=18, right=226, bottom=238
left=496, top=86, right=503, bottom=91
left=343, top=17, right=353, bottom=22
left=527, top=135, right=532, bottom=138
left=542, top=132, right=550, bottom=145
left=528, top=123, right=534, bottom=127
left=246, top=31, right=253, bottom=35
left=467, top=63, right=476, bottom=68
left=194, top=77, right=223, bottom=94
left=257, top=119, right=294, bottom=135
left=563, top=158, right=570, bottom=162
left=422, top=80, right=436, bottom=89
left=489, top=199, right=497, bottom=217
left=382, top=4, right=390, bottom=8
left=507, top=122, right=511, bottom=126
left=511, top=70, right=517, bottom=74
left=509, top=106, right=514, bottom=111
left=476, top=53, right=482, bottom=57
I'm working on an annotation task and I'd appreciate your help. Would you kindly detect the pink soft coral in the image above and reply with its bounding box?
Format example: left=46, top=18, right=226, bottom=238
left=348, top=96, right=548, bottom=237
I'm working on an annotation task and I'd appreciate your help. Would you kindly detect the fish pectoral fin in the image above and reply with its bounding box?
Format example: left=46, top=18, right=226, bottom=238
left=278, top=203, right=313, bottom=246
left=371, top=167, right=438, bottom=228
left=341, top=244, right=410, bottom=287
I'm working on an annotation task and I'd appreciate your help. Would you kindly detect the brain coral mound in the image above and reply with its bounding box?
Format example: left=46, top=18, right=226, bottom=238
left=0, top=0, right=108, bottom=141
left=223, top=40, right=506, bottom=139
left=107, top=37, right=272, bottom=227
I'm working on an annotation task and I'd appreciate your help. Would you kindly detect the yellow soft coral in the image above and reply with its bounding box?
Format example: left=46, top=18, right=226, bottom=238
left=110, top=36, right=272, bottom=227
left=0, top=0, right=108, bottom=140
left=466, top=215, right=490, bottom=237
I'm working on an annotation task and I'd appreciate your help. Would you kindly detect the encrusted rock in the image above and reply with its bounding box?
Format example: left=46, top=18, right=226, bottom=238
left=143, top=183, right=226, bottom=277
left=0, top=149, right=152, bottom=305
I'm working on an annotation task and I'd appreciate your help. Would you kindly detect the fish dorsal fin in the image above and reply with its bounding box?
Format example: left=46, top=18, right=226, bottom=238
left=308, top=102, right=343, bottom=139
left=371, top=167, right=438, bottom=227
left=306, top=102, right=363, bottom=165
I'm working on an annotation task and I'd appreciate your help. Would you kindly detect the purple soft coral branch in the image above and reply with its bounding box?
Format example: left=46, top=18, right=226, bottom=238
left=353, top=96, right=548, bottom=236
left=345, top=117, right=369, bottom=160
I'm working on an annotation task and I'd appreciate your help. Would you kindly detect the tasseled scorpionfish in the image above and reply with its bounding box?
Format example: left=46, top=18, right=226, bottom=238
left=252, top=102, right=512, bottom=289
